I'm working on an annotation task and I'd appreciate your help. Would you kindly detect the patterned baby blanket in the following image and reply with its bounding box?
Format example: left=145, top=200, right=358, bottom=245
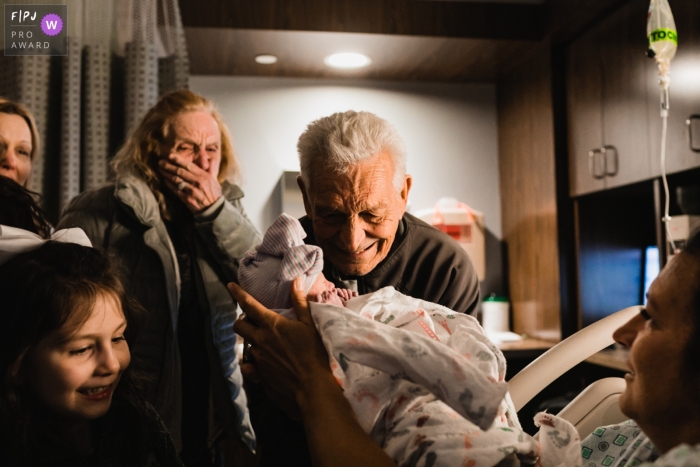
left=309, top=286, right=538, bottom=466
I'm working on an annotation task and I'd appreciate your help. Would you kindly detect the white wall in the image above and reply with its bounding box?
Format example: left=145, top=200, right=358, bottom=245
left=191, top=76, right=501, bottom=237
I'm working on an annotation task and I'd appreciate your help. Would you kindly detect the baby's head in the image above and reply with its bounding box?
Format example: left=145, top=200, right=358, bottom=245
left=0, top=242, right=139, bottom=424
left=239, top=214, right=352, bottom=309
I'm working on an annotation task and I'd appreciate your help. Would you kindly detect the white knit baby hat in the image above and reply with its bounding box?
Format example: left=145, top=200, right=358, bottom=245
left=238, top=213, right=324, bottom=309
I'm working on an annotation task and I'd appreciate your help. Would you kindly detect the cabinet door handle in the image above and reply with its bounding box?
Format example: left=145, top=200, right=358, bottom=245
left=687, top=115, right=700, bottom=153
left=589, top=148, right=606, bottom=179
left=604, top=145, right=618, bottom=176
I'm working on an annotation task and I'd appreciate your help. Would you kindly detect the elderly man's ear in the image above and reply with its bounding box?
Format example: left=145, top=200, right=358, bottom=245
left=400, top=175, right=413, bottom=207
left=297, top=176, right=313, bottom=219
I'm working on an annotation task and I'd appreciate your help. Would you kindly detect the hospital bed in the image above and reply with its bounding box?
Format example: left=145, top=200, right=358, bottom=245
left=508, top=305, right=640, bottom=436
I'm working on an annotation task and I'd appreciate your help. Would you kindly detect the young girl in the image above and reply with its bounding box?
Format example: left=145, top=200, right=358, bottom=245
left=0, top=234, right=183, bottom=466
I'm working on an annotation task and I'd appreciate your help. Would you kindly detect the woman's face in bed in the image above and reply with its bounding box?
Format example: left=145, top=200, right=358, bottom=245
left=613, top=253, right=700, bottom=435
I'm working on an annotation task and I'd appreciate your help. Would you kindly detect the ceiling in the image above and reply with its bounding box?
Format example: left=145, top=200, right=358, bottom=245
left=184, top=28, right=532, bottom=82
left=411, top=0, right=545, bottom=3
left=180, top=0, right=626, bottom=82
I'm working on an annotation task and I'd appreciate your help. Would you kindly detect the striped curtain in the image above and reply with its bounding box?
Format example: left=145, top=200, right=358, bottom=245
left=0, top=0, right=189, bottom=219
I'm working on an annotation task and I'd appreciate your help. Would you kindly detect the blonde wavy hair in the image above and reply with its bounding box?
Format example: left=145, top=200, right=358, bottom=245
left=111, top=89, right=240, bottom=218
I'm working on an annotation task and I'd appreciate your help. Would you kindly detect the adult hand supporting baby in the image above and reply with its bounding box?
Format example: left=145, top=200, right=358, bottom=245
left=230, top=278, right=331, bottom=419
left=229, top=278, right=397, bottom=467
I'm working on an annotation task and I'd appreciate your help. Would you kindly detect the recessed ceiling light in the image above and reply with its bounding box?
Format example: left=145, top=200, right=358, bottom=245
left=324, top=52, right=371, bottom=69
left=255, top=54, right=278, bottom=65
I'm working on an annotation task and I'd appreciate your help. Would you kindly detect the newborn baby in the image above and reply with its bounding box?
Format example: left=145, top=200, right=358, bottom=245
left=238, top=213, right=357, bottom=315
left=238, top=214, right=537, bottom=466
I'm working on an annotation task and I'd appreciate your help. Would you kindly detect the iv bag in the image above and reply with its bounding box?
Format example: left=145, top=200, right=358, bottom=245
left=647, top=0, right=677, bottom=84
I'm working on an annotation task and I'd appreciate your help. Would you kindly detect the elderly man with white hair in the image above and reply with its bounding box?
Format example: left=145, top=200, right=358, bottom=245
left=241, top=110, right=480, bottom=467
left=296, top=110, right=479, bottom=314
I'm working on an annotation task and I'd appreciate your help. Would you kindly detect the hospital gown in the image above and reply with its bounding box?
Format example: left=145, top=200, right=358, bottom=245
left=537, top=413, right=700, bottom=467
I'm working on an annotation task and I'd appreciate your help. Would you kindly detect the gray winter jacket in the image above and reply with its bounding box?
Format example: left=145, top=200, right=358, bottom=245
left=57, top=174, right=261, bottom=451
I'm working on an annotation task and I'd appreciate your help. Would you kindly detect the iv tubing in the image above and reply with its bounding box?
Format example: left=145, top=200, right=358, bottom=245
left=660, top=108, right=677, bottom=253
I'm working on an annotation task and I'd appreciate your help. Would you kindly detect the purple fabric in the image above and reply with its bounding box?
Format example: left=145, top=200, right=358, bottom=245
left=238, top=213, right=323, bottom=309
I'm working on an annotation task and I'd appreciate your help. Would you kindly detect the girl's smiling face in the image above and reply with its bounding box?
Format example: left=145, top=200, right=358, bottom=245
left=24, top=293, right=131, bottom=420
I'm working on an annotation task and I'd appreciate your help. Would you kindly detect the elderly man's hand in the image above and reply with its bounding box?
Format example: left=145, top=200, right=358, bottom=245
left=158, top=153, right=223, bottom=213
left=229, top=278, right=332, bottom=420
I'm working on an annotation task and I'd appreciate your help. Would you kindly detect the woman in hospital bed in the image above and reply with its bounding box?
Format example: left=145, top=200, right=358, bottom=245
left=232, top=214, right=700, bottom=467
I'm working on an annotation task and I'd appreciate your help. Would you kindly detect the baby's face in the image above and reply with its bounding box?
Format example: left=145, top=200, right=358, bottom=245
left=307, top=274, right=345, bottom=306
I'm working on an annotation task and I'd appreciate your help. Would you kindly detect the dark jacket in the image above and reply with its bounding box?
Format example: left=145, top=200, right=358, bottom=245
left=251, top=212, right=481, bottom=466
left=1, top=402, right=184, bottom=467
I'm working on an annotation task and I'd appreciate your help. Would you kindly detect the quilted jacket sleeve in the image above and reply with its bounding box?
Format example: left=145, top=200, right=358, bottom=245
left=193, top=183, right=262, bottom=283
left=56, top=186, right=115, bottom=250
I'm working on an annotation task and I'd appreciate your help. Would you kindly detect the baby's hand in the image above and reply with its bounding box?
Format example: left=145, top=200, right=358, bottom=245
left=335, top=288, right=357, bottom=302
left=313, top=289, right=345, bottom=306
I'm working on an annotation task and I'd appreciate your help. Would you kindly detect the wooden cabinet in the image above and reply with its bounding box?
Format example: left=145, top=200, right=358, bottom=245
left=567, top=0, right=653, bottom=196
left=598, top=0, right=653, bottom=190
left=567, top=0, right=700, bottom=333
left=567, top=0, right=700, bottom=196
left=648, top=0, right=700, bottom=176
left=567, top=23, right=605, bottom=195
left=497, top=43, right=561, bottom=341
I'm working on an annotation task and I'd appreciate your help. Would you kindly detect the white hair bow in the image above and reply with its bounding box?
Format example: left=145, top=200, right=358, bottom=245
left=0, top=225, right=93, bottom=266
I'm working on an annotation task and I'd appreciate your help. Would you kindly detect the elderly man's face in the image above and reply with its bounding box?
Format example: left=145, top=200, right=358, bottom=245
left=299, top=153, right=411, bottom=276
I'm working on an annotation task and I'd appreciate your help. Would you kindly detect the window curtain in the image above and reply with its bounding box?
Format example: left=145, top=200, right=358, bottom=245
left=0, top=0, right=189, bottom=219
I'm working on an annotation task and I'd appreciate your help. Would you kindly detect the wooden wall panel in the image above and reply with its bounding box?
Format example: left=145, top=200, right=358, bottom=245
left=546, top=0, right=630, bottom=43
left=497, top=43, right=561, bottom=340
left=179, top=0, right=544, bottom=40
left=185, top=28, right=533, bottom=82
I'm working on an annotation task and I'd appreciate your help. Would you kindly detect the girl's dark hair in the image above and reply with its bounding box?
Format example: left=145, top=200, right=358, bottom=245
left=0, top=242, right=146, bottom=463
left=0, top=175, right=52, bottom=238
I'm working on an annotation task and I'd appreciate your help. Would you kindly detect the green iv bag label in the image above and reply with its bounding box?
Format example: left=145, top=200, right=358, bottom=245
left=649, top=28, right=678, bottom=46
